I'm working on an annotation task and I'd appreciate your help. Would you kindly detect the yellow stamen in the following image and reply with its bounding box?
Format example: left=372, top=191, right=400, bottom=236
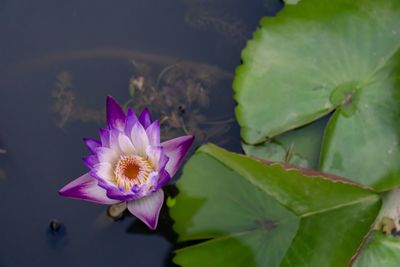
left=114, top=155, right=153, bottom=190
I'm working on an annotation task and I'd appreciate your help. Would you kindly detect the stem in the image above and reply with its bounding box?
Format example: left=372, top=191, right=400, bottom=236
left=123, top=98, right=135, bottom=109
left=107, top=202, right=127, bottom=219
left=156, top=63, right=179, bottom=89
left=179, top=117, right=190, bottom=135
left=374, top=188, right=400, bottom=233
left=159, top=116, right=169, bottom=125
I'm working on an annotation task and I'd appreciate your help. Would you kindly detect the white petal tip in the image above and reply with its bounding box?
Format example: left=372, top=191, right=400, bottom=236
left=127, top=189, right=164, bottom=230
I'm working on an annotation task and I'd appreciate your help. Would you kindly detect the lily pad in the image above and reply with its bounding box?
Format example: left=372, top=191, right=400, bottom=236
left=234, top=0, right=400, bottom=190
left=170, top=144, right=381, bottom=267
left=284, top=0, right=301, bottom=4
left=243, top=141, right=309, bottom=168
left=352, top=231, right=400, bottom=267
left=243, top=115, right=329, bottom=169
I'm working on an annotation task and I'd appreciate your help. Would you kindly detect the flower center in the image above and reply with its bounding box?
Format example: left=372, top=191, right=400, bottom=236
left=114, top=155, right=153, bottom=190
left=124, top=164, right=139, bottom=180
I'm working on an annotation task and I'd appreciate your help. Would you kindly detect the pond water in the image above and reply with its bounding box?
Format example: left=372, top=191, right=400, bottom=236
left=0, top=0, right=282, bottom=266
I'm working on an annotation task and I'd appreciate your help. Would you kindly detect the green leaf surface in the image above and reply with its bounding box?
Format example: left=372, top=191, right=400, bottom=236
left=171, top=144, right=381, bottom=267
left=284, top=0, right=302, bottom=5
left=243, top=142, right=309, bottom=168
left=320, top=62, right=400, bottom=190
left=243, top=115, right=329, bottom=169
left=353, top=231, right=400, bottom=267
left=234, top=0, right=400, bottom=190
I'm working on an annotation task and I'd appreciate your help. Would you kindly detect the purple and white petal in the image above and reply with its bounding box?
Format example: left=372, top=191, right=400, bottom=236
left=94, top=175, right=133, bottom=199
left=106, top=96, right=126, bottom=131
left=146, top=146, right=168, bottom=171
left=105, top=186, right=137, bottom=202
left=138, top=108, right=152, bottom=129
left=83, top=155, right=98, bottom=168
left=108, top=129, right=122, bottom=154
left=127, top=189, right=164, bottom=230
left=146, top=146, right=162, bottom=170
left=146, top=120, right=160, bottom=146
left=118, top=133, right=136, bottom=155
left=93, top=162, right=114, bottom=182
left=140, top=171, right=159, bottom=194
left=124, top=108, right=138, bottom=136
left=96, top=147, right=119, bottom=164
left=155, top=169, right=171, bottom=190
left=161, top=135, right=194, bottom=177
left=158, top=152, right=169, bottom=171
left=130, top=122, right=150, bottom=157
left=99, top=128, right=110, bottom=147
left=59, top=173, right=119, bottom=204
left=83, top=138, right=101, bottom=154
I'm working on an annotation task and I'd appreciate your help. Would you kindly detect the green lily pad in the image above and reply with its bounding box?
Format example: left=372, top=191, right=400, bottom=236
left=234, top=0, right=400, bottom=190
left=352, top=231, right=400, bottom=267
left=243, top=115, right=329, bottom=169
left=284, top=0, right=302, bottom=4
left=320, top=69, right=400, bottom=190
left=243, top=141, right=309, bottom=168
left=170, top=144, right=381, bottom=267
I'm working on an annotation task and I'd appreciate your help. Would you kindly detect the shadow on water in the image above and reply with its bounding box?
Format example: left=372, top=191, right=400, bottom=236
left=126, top=207, right=180, bottom=267
left=125, top=184, right=210, bottom=267
left=0, top=0, right=283, bottom=266
left=124, top=185, right=179, bottom=266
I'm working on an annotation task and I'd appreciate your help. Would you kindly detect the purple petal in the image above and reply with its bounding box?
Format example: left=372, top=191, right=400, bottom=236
left=106, top=96, right=126, bottom=131
left=138, top=108, right=152, bottom=129
left=99, top=128, right=110, bottom=147
left=155, top=168, right=171, bottom=190
left=104, top=186, right=137, bottom=202
left=83, top=138, right=101, bottom=154
left=124, top=108, right=139, bottom=136
left=161, top=135, right=194, bottom=177
left=59, top=173, right=119, bottom=204
left=83, top=155, right=98, bottom=168
left=127, top=189, right=164, bottom=230
left=146, top=120, right=160, bottom=146
left=159, top=151, right=169, bottom=171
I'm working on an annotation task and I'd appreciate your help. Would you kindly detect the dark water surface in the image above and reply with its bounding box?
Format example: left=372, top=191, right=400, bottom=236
left=0, top=1, right=282, bottom=266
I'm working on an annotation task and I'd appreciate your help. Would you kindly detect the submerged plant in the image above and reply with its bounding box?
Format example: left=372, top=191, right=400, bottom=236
left=126, top=62, right=234, bottom=145
left=59, top=96, right=194, bottom=229
left=182, top=0, right=250, bottom=45
left=51, top=61, right=234, bottom=146
left=51, top=72, right=103, bottom=128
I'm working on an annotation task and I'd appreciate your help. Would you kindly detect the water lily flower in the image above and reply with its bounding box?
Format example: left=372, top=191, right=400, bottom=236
left=59, top=96, right=194, bottom=229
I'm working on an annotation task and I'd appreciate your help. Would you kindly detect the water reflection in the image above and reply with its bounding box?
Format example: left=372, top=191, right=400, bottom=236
left=52, top=71, right=103, bottom=128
